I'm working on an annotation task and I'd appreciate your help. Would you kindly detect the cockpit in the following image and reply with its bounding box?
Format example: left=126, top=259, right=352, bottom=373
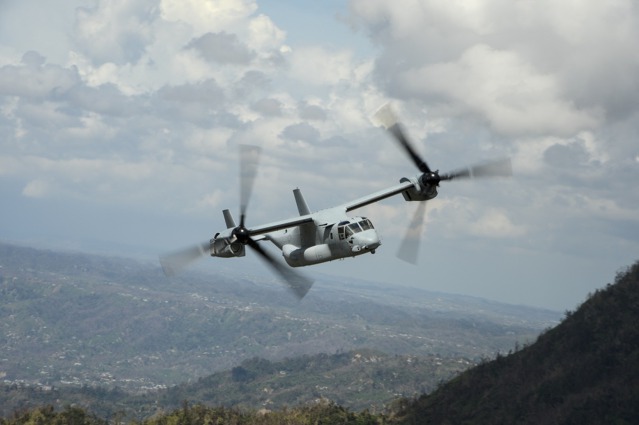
left=337, top=217, right=374, bottom=239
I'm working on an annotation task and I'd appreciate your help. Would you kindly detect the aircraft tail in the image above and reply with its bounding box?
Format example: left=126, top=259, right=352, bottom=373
left=293, top=188, right=311, bottom=215
left=222, top=209, right=236, bottom=228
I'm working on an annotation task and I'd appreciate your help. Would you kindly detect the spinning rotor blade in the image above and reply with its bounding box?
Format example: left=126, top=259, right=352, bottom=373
left=397, top=202, right=427, bottom=264
left=246, top=238, right=313, bottom=300
left=160, top=241, right=209, bottom=277
left=239, top=145, right=262, bottom=226
left=374, top=103, right=431, bottom=173
left=441, top=158, right=512, bottom=181
left=237, top=144, right=313, bottom=299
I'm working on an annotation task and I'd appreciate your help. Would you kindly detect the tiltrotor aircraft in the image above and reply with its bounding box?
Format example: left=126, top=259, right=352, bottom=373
left=160, top=105, right=512, bottom=298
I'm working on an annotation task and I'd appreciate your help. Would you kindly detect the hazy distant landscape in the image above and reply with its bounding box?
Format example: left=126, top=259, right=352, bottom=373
left=2, top=243, right=638, bottom=424
left=0, top=242, right=559, bottom=417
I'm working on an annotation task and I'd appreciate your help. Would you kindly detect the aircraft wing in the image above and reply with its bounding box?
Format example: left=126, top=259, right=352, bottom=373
left=248, top=215, right=315, bottom=236
left=343, top=179, right=417, bottom=212
left=247, top=179, right=416, bottom=236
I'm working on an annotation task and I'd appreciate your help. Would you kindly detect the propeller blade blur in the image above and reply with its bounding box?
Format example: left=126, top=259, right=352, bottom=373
left=160, top=241, right=209, bottom=277
left=239, top=145, right=261, bottom=226
left=246, top=238, right=313, bottom=299
left=441, top=158, right=512, bottom=181
left=397, top=202, right=427, bottom=264
left=374, top=103, right=431, bottom=174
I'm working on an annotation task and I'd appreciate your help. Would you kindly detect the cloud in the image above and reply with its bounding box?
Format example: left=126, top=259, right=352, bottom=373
left=469, top=208, right=527, bottom=238
left=186, top=32, right=255, bottom=65
left=1, top=0, right=638, bottom=309
left=22, top=179, right=51, bottom=198
left=279, top=122, right=320, bottom=144
left=351, top=0, right=638, bottom=132
left=159, top=0, right=258, bottom=35
left=288, top=46, right=356, bottom=86
left=298, top=102, right=327, bottom=121
left=73, top=0, right=158, bottom=65
left=251, top=98, right=283, bottom=117
left=399, top=44, right=601, bottom=137
left=0, top=52, right=79, bottom=99
left=158, top=79, right=226, bottom=104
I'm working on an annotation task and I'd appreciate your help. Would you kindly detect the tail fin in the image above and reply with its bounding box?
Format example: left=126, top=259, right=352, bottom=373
left=293, top=188, right=311, bottom=216
left=222, top=209, right=236, bottom=228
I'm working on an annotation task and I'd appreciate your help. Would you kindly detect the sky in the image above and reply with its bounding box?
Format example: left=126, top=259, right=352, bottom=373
left=1, top=0, right=638, bottom=311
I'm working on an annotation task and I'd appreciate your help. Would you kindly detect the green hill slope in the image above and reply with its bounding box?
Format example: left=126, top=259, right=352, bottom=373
left=0, top=349, right=466, bottom=420
left=394, top=260, right=639, bottom=424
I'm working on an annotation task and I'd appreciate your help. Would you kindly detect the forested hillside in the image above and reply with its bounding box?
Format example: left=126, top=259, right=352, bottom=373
left=0, top=349, right=466, bottom=420
left=394, top=260, right=639, bottom=424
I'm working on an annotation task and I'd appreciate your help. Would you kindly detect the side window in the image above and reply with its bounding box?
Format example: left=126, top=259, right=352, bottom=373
left=338, top=226, right=345, bottom=240
left=345, top=226, right=354, bottom=237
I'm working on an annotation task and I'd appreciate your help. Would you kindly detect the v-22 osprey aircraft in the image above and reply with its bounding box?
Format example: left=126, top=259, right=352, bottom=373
left=160, top=105, right=512, bottom=298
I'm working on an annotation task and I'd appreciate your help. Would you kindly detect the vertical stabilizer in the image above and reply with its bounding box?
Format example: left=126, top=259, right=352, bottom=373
left=222, top=209, right=236, bottom=228
left=293, top=188, right=311, bottom=216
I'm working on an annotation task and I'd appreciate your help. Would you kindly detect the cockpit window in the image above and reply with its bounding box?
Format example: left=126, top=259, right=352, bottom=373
left=338, top=219, right=374, bottom=239
left=346, top=223, right=361, bottom=237
left=359, top=219, right=373, bottom=230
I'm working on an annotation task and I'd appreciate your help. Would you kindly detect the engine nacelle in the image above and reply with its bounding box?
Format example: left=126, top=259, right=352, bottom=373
left=210, top=236, right=245, bottom=258
left=400, top=177, right=438, bottom=202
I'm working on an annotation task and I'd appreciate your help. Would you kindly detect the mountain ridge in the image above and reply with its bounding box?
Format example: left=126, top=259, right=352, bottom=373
left=394, top=260, right=639, bottom=424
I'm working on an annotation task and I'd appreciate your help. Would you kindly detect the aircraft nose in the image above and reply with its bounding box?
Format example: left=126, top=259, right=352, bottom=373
left=354, top=230, right=381, bottom=251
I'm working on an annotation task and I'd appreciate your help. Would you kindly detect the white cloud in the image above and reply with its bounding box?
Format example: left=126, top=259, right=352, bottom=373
left=247, top=14, right=286, bottom=52
left=1, top=0, right=638, bottom=310
left=469, top=208, right=526, bottom=238
left=22, top=179, right=51, bottom=198
left=160, top=0, right=258, bottom=35
left=73, top=0, right=157, bottom=65
left=288, top=46, right=356, bottom=86
left=400, top=44, right=601, bottom=137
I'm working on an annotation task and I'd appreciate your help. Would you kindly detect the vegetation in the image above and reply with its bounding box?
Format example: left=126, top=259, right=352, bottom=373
left=393, top=260, right=639, bottom=424
left=0, top=405, right=107, bottom=425
left=0, top=402, right=386, bottom=425
left=0, top=349, right=467, bottom=420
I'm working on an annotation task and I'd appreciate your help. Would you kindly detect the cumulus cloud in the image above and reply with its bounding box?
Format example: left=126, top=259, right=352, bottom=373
left=251, top=98, right=283, bottom=116
left=469, top=208, right=527, bottom=238
left=279, top=122, right=321, bottom=144
left=0, top=52, right=79, bottom=99
left=1, top=0, right=638, bottom=309
left=298, top=102, right=327, bottom=121
left=186, top=32, right=255, bottom=65
left=288, top=46, right=356, bottom=86
left=400, top=44, right=601, bottom=137
left=160, top=0, right=258, bottom=35
left=350, top=0, right=638, bottom=235
left=73, top=0, right=158, bottom=65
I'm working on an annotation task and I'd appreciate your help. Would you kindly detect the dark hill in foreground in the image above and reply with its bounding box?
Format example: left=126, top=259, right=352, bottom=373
left=394, top=260, right=639, bottom=424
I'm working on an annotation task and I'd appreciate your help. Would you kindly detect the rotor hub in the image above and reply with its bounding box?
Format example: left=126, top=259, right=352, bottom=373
left=421, top=171, right=441, bottom=186
left=232, top=226, right=251, bottom=244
